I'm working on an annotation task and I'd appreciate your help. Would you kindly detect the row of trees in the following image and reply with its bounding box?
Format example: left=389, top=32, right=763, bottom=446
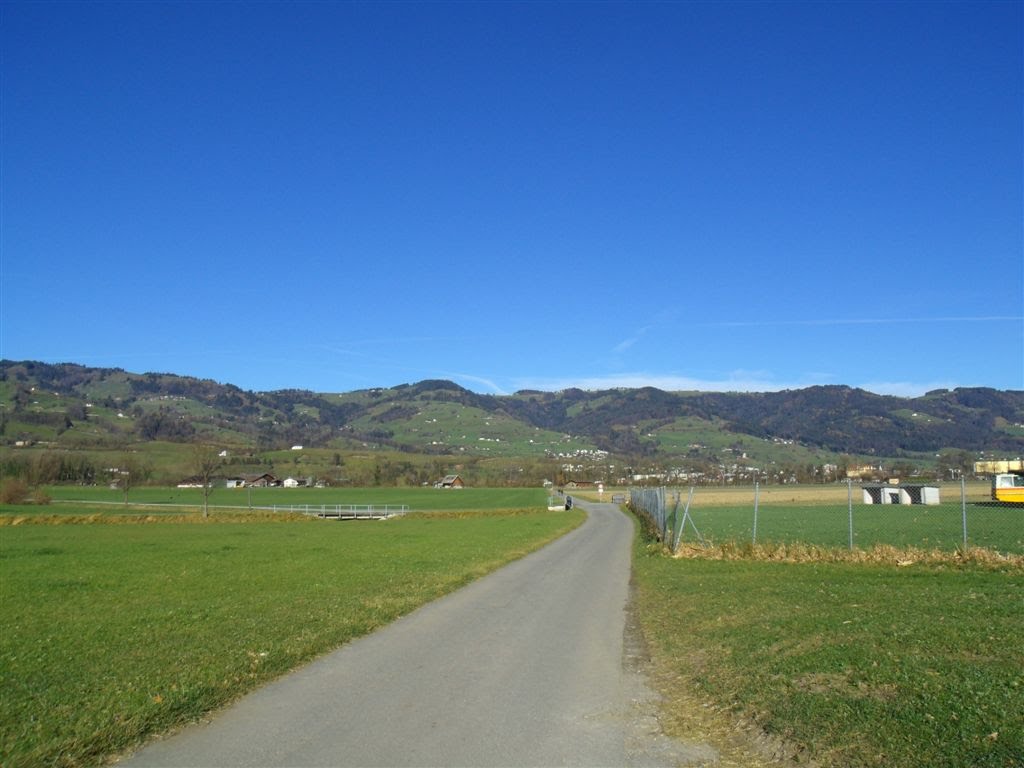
left=602, top=449, right=981, bottom=488
left=320, top=456, right=560, bottom=488
left=0, top=452, right=152, bottom=488
left=0, top=442, right=988, bottom=499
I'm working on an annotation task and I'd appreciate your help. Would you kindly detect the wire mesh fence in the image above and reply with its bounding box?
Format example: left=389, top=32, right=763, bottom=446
left=630, top=480, right=1024, bottom=556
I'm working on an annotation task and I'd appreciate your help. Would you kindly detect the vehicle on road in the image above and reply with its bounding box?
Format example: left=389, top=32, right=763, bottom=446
left=991, top=472, right=1024, bottom=503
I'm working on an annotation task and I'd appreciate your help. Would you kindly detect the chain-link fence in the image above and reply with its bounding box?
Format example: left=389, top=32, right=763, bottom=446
left=630, top=480, right=1024, bottom=556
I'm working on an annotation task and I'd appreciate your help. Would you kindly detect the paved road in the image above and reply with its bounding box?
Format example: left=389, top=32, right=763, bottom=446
left=121, top=501, right=715, bottom=767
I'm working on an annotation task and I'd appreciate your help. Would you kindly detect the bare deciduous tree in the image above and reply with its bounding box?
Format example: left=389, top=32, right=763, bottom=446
left=191, top=444, right=222, bottom=518
left=119, top=452, right=152, bottom=505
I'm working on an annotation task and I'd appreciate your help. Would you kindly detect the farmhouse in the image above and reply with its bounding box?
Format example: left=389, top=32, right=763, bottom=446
left=225, top=473, right=278, bottom=488
left=435, top=474, right=465, bottom=489
left=243, top=473, right=279, bottom=487
left=862, top=483, right=940, bottom=505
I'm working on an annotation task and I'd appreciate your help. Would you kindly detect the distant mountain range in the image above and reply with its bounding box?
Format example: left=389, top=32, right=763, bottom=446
left=2, top=361, right=1022, bottom=468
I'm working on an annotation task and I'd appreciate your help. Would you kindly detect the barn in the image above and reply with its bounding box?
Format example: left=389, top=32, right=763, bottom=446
left=435, top=474, right=465, bottom=489
left=241, top=473, right=278, bottom=488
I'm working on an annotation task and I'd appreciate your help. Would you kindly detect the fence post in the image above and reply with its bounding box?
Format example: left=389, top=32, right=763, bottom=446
left=847, top=478, right=854, bottom=551
left=673, top=486, right=697, bottom=552
left=671, top=493, right=688, bottom=552
left=961, top=476, right=968, bottom=550
left=668, top=492, right=680, bottom=546
left=663, top=487, right=671, bottom=540
left=752, top=481, right=759, bottom=545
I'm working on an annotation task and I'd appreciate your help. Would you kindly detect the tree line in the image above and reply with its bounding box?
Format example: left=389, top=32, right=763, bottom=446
left=0, top=452, right=153, bottom=487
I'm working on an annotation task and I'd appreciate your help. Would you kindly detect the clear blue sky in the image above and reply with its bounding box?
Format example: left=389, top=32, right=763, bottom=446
left=2, top=1, right=1021, bottom=397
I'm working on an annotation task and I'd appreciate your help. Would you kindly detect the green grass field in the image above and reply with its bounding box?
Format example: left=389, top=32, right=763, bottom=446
left=681, top=501, right=1024, bottom=554
left=618, top=485, right=1024, bottom=555
left=38, top=485, right=547, bottom=512
left=0, top=503, right=583, bottom=768
left=4, top=490, right=1022, bottom=768
left=632, top=538, right=1024, bottom=768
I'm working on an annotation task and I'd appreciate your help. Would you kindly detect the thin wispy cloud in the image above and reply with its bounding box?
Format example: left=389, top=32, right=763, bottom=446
left=858, top=380, right=962, bottom=398
left=611, top=326, right=651, bottom=355
left=514, top=372, right=803, bottom=394
left=611, top=337, right=639, bottom=354
left=698, top=316, right=1023, bottom=328
left=441, top=371, right=508, bottom=395
left=513, top=372, right=962, bottom=398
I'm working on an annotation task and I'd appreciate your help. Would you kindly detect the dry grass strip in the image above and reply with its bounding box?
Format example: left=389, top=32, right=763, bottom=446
left=673, top=540, right=1024, bottom=570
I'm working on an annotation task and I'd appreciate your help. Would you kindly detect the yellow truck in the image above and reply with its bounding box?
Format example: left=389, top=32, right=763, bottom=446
left=991, top=473, right=1024, bottom=503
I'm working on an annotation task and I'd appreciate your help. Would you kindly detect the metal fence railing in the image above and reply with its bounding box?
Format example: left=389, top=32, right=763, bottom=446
left=294, top=504, right=408, bottom=519
left=47, top=499, right=410, bottom=519
left=630, top=480, right=1023, bottom=556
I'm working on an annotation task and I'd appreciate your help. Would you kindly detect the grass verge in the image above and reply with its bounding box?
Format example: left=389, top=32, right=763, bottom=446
left=631, top=535, right=1024, bottom=767
left=0, top=506, right=584, bottom=767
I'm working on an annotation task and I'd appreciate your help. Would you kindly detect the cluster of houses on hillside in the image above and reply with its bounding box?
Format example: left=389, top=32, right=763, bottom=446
left=177, top=473, right=467, bottom=490
left=177, top=473, right=317, bottom=489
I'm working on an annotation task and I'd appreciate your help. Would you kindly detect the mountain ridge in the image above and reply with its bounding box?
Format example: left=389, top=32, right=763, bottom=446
left=2, top=360, right=1022, bottom=466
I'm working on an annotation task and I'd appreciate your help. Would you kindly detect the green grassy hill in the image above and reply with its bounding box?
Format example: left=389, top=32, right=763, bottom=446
left=2, top=360, right=1021, bottom=487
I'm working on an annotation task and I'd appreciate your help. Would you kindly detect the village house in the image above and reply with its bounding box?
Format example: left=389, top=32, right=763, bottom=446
left=225, top=473, right=278, bottom=489
left=435, top=474, right=465, bottom=489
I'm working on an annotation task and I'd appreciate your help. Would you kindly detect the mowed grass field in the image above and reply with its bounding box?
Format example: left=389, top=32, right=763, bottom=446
left=4, top=487, right=1022, bottom=768
left=582, top=484, right=1024, bottom=554
left=632, top=540, right=1024, bottom=768
left=41, top=485, right=545, bottom=512
left=683, top=502, right=1023, bottom=554
left=0, top=498, right=583, bottom=768
left=45, top=483, right=1022, bottom=554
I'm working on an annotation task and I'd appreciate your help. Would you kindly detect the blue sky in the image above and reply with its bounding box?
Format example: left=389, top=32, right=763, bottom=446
left=2, top=1, right=1021, bottom=397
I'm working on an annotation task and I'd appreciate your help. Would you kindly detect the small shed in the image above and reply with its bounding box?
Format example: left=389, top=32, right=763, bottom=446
left=862, top=483, right=940, bottom=505
left=436, top=474, right=465, bottom=489
left=902, top=484, right=941, bottom=505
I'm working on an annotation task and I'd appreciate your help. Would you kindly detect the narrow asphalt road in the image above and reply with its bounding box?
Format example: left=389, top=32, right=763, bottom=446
left=120, top=501, right=715, bottom=767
